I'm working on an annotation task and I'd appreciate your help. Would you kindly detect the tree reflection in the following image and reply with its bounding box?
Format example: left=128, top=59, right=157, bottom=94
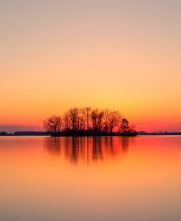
left=44, top=137, right=131, bottom=164
left=44, top=137, right=61, bottom=155
left=121, top=137, right=129, bottom=152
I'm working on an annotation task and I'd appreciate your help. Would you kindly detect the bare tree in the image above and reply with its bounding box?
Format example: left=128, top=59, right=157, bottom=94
left=63, top=111, right=71, bottom=130
left=90, top=109, right=104, bottom=132
left=108, top=111, right=122, bottom=133
left=86, top=107, right=91, bottom=130
left=120, top=118, right=129, bottom=133
left=68, top=107, right=79, bottom=131
left=97, top=111, right=104, bottom=132
left=91, top=109, right=99, bottom=131
left=102, top=109, right=110, bottom=132
left=79, top=108, right=86, bottom=131
left=43, top=115, right=62, bottom=133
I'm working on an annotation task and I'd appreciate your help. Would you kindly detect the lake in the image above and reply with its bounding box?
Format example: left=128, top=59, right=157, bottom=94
left=0, top=136, right=181, bottom=221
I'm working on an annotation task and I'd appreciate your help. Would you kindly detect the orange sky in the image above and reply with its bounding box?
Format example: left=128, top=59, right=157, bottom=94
left=0, top=0, right=181, bottom=132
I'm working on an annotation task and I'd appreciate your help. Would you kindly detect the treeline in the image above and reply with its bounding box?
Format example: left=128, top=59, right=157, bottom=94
left=43, top=107, right=136, bottom=136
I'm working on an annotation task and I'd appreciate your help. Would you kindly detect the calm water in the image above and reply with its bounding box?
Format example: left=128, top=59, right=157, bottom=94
left=0, top=136, right=181, bottom=221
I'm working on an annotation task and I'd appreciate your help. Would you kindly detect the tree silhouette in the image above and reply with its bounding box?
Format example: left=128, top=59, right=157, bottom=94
left=79, top=108, right=86, bottom=131
left=43, top=107, right=136, bottom=136
left=102, top=109, right=110, bottom=132
left=97, top=110, right=104, bottom=132
left=120, top=118, right=129, bottom=133
left=43, top=115, right=62, bottom=133
left=108, top=110, right=122, bottom=133
left=68, top=107, right=79, bottom=131
left=86, top=107, right=91, bottom=130
left=91, top=109, right=99, bottom=131
left=63, top=111, right=71, bottom=131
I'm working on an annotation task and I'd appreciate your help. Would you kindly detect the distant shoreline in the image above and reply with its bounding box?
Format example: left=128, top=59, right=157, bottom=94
left=137, top=132, right=181, bottom=136
left=1, top=131, right=181, bottom=137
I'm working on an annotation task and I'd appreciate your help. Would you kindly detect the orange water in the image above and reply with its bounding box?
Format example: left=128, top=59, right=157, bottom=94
left=0, top=136, right=181, bottom=221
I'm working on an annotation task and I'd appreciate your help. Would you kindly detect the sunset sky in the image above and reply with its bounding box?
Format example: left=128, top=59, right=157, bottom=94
left=1, top=0, right=181, bottom=132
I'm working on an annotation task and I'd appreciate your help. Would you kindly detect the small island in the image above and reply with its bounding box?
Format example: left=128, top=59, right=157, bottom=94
left=43, top=107, right=137, bottom=137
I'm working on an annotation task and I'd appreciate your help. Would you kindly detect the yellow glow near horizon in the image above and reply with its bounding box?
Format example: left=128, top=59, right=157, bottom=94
left=1, top=0, right=181, bottom=132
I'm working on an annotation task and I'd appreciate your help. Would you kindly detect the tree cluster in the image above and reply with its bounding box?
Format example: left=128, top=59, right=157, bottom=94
left=43, top=107, right=136, bottom=136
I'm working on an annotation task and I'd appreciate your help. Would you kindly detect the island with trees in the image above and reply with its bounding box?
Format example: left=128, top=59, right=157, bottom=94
left=43, top=107, right=137, bottom=137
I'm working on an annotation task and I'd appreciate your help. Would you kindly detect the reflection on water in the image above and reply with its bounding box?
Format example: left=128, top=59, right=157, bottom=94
left=0, top=136, right=181, bottom=221
left=44, top=137, right=133, bottom=164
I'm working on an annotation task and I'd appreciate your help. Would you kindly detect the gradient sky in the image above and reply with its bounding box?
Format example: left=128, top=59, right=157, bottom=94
left=1, top=0, right=181, bottom=132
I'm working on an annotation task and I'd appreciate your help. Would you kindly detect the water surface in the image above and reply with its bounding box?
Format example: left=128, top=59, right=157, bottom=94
left=0, top=136, right=181, bottom=221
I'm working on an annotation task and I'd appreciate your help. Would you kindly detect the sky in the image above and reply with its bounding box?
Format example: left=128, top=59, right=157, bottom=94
left=1, top=0, right=181, bottom=133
